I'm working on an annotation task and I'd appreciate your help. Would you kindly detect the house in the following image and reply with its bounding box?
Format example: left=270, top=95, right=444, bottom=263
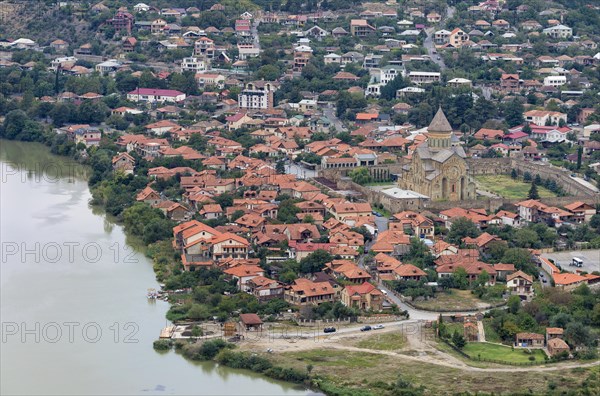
left=239, top=313, right=263, bottom=331
left=474, top=128, right=504, bottom=141
left=391, top=211, right=434, bottom=239
left=225, top=113, right=252, bottom=131
left=408, top=71, right=441, bottom=85
left=543, top=25, right=572, bottom=39
left=112, top=152, right=135, bottom=175
left=523, top=110, right=567, bottom=127
left=50, top=39, right=68, bottom=52
left=515, top=332, right=545, bottom=348
left=516, top=199, right=548, bottom=223
left=350, top=19, right=375, bottom=36
left=563, top=202, right=596, bottom=223
left=198, top=204, right=223, bottom=220
left=449, top=28, right=469, bottom=48
left=181, top=57, right=206, bottom=72
left=195, top=73, right=225, bottom=89
left=285, top=278, right=336, bottom=305
left=246, top=276, right=284, bottom=302
left=212, top=233, right=250, bottom=261
left=136, top=186, right=161, bottom=205
left=546, top=327, right=564, bottom=341
left=223, top=264, right=263, bottom=291
left=127, top=88, right=185, bottom=104
left=506, top=271, right=534, bottom=301
left=340, top=282, right=384, bottom=311
left=547, top=338, right=570, bottom=357
left=154, top=201, right=189, bottom=221
left=500, top=74, right=520, bottom=92
left=493, top=263, right=515, bottom=280
left=122, top=37, right=137, bottom=53
left=393, top=264, right=427, bottom=281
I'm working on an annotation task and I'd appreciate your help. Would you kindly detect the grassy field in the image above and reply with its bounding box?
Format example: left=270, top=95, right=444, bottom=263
left=266, top=348, right=597, bottom=395
left=411, top=290, right=495, bottom=311
left=475, top=175, right=557, bottom=199
left=355, top=332, right=407, bottom=351
left=463, top=342, right=547, bottom=363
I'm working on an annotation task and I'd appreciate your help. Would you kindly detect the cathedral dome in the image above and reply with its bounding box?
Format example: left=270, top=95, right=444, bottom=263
left=427, top=107, right=453, bottom=150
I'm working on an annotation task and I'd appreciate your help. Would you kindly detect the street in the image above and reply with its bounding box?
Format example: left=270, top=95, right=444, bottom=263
left=323, top=106, right=347, bottom=133
left=422, top=6, right=454, bottom=71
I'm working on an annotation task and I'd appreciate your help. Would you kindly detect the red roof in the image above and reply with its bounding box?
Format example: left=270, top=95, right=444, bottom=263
left=129, top=88, right=184, bottom=97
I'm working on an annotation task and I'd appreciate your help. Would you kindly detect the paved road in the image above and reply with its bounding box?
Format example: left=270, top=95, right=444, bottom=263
left=422, top=6, right=454, bottom=71
left=323, top=106, right=347, bottom=133
left=374, top=215, right=389, bottom=233
left=423, top=30, right=446, bottom=70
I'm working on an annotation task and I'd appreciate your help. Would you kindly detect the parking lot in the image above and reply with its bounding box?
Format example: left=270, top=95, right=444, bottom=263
left=542, top=250, right=600, bottom=274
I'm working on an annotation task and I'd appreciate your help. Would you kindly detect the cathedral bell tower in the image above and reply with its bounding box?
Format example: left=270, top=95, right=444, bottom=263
left=427, top=107, right=453, bottom=152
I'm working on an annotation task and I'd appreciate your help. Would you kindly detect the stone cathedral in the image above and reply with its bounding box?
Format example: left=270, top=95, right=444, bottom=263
left=399, top=107, right=475, bottom=201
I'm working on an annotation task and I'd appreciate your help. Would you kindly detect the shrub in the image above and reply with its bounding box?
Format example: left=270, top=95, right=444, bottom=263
left=153, top=339, right=173, bottom=351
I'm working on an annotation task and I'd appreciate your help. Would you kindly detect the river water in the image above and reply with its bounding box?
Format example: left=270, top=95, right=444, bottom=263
left=0, top=140, right=310, bottom=395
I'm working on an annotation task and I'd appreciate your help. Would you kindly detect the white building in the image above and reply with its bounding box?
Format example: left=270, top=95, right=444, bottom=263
left=366, top=66, right=405, bottom=97
left=133, top=3, right=151, bottom=12
left=324, top=53, right=342, bottom=65
left=95, top=59, right=121, bottom=75
left=51, top=56, right=77, bottom=71
left=543, top=25, right=573, bottom=39
left=238, top=81, right=277, bottom=110
left=181, top=57, right=207, bottom=72
left=237, top=44, right=260, bottom=60
left=523, top=110, right=567, bottom=126
left=408, top=71, right=441, bottom=85
left=543, top=75, right=567, bottom=87
left=127, top=88, right=186, bottom=104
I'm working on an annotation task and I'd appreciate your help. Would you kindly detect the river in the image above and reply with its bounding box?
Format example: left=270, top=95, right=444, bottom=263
left=0, top=140, right=311, bottom=395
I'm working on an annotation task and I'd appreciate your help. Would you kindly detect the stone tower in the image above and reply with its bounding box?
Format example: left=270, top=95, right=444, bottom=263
left=427, top=107, right=453, bottom=151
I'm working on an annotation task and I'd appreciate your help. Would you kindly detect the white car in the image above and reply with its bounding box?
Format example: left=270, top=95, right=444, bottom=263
left=372, top=324, right=385, bottom=330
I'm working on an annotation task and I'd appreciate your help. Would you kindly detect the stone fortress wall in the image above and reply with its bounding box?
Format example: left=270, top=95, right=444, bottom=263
left=318, top=157, right=599, bottom=214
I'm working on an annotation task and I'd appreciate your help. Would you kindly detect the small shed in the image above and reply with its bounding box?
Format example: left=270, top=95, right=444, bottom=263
left=239, top=313, right=263, bottom=331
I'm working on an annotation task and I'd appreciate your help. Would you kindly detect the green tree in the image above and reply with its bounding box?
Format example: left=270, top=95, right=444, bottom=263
left=447, top=217, right=480, bottom=245
left=452, top=267, right=469, bottom=290
left=275, top=159, right=285, bottom=174
left=349, top=167, right=372, bottom=184
left=504, top=99, right=524, bottom=127
left=507, top=295, right=521, bottom=314
left=299, top=249, right=333, bottom=274
left=527, top=181, right=539, bottom=200
left=511, top=169, right=518, bottom=179
left=452, top=330, right=466, bottom=349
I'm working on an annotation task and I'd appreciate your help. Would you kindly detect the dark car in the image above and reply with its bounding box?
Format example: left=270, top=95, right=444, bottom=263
left=323, top=327, right=336, bottom=333
left=360, top=326, right=372, bottom=332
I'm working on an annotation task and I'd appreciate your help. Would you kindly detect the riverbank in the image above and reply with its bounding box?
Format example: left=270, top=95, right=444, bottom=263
left=0, top=139, right=312, bottom=396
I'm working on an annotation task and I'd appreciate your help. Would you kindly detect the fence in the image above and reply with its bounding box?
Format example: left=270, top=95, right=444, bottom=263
left=440, top=339, right=567, bottom=366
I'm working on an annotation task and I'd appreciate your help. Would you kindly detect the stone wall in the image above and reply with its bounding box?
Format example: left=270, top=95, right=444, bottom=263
left=510, top=159, right=598, bottom=198
left=467, top=158, right=513, bottom=175
left=321, top=156, right=599, bottom=211
left=337, top=178, right=598, bottom=214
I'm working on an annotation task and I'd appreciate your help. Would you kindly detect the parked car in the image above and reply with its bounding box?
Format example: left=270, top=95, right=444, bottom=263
left=360, top=325, right=372, bottom=332
left=323, top=327, right=336, bottom=333
left=372, top=324, right=385, bottom=330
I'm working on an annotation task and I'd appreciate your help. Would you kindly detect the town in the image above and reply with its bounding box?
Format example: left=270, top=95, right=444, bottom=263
left=0, top=1, right=599, bottom=395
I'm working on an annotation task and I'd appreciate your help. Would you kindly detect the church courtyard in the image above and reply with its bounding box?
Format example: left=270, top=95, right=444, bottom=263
left=475, top=175, right=557, bottom=199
